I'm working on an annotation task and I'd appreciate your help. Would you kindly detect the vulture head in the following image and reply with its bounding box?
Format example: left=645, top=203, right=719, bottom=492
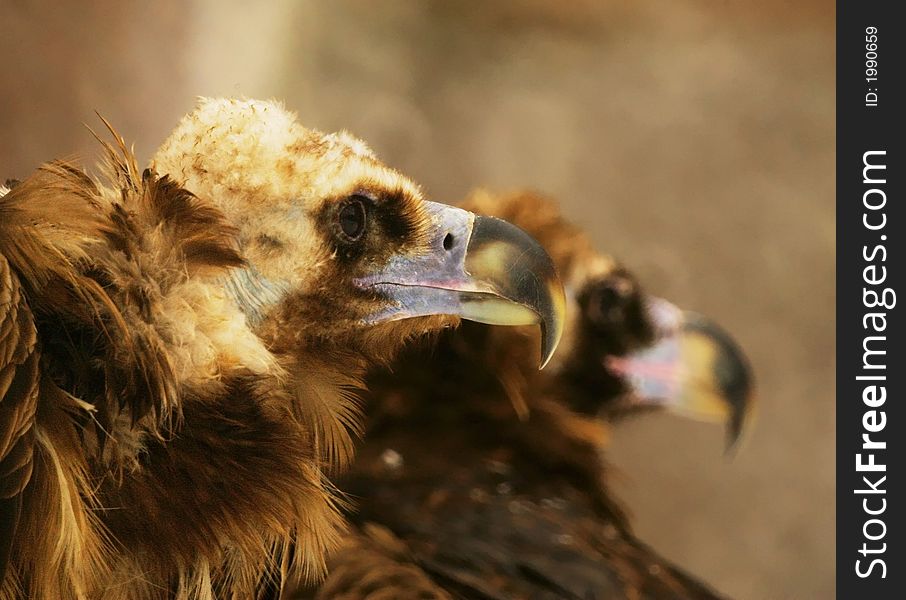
left=459, top=190, right=755, bottom=449
left=152, top=99, right=565, bottom=369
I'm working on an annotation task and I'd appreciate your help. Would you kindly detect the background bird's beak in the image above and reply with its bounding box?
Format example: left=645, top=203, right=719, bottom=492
left=358, top=201, right=566, bottom=368
left=604, top=297, right=755, bottom=450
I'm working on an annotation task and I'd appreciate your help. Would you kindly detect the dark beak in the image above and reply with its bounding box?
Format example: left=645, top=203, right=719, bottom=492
left=605, top=298, right=755, bottom=450
left=357, top=201, right=566, bottom=368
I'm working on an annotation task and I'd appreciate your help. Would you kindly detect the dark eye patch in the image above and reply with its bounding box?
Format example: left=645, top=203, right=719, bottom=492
left=578, top=268, right=653, bottom=351
left=324, top=187, right=424, bottom=266
left=373, top=188, right=420, bottom=242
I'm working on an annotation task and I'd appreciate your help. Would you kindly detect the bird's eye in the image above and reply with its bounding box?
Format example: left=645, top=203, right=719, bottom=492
left=338, top=196, right=367, bottom=242
left=583, top=272, right=637, bottom=329
left=580, top=269, right=654, bottom=350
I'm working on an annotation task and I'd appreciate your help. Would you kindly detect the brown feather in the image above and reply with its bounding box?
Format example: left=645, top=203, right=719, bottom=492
left=1, top=128, right=325, bottom=598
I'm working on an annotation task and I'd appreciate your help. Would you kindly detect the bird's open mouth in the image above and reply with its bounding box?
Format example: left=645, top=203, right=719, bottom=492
left=356, top=201, right=566, bottom=368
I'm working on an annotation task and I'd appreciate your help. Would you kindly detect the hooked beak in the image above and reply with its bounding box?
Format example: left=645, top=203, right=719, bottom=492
left=357, top=201, right=566, bottom=368
left=605, top=298, right=755, bottom=450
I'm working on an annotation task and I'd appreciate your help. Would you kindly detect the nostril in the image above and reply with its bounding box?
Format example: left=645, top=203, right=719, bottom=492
left=443, top=233, right=454, bottom=251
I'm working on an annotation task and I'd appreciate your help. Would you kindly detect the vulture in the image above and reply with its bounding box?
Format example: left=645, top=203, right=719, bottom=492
left=301, top=191, right=754, bottom=599
left=0, top=99, right=566, bottom=599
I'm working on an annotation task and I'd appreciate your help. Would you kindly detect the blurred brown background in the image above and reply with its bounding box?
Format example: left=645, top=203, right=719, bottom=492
left=0, top=1, right=834, bottom=598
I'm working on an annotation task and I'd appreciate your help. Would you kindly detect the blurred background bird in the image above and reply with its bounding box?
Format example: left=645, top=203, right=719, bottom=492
left=0, top=101, right=565, bottom=599
left=0, top=1, right=834, bottom=597
left=297, top=190, right=753, bottom=599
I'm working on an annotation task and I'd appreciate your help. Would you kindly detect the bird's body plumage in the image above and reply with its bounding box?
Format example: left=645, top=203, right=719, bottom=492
left=1, top=149, right=347, bottom=598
